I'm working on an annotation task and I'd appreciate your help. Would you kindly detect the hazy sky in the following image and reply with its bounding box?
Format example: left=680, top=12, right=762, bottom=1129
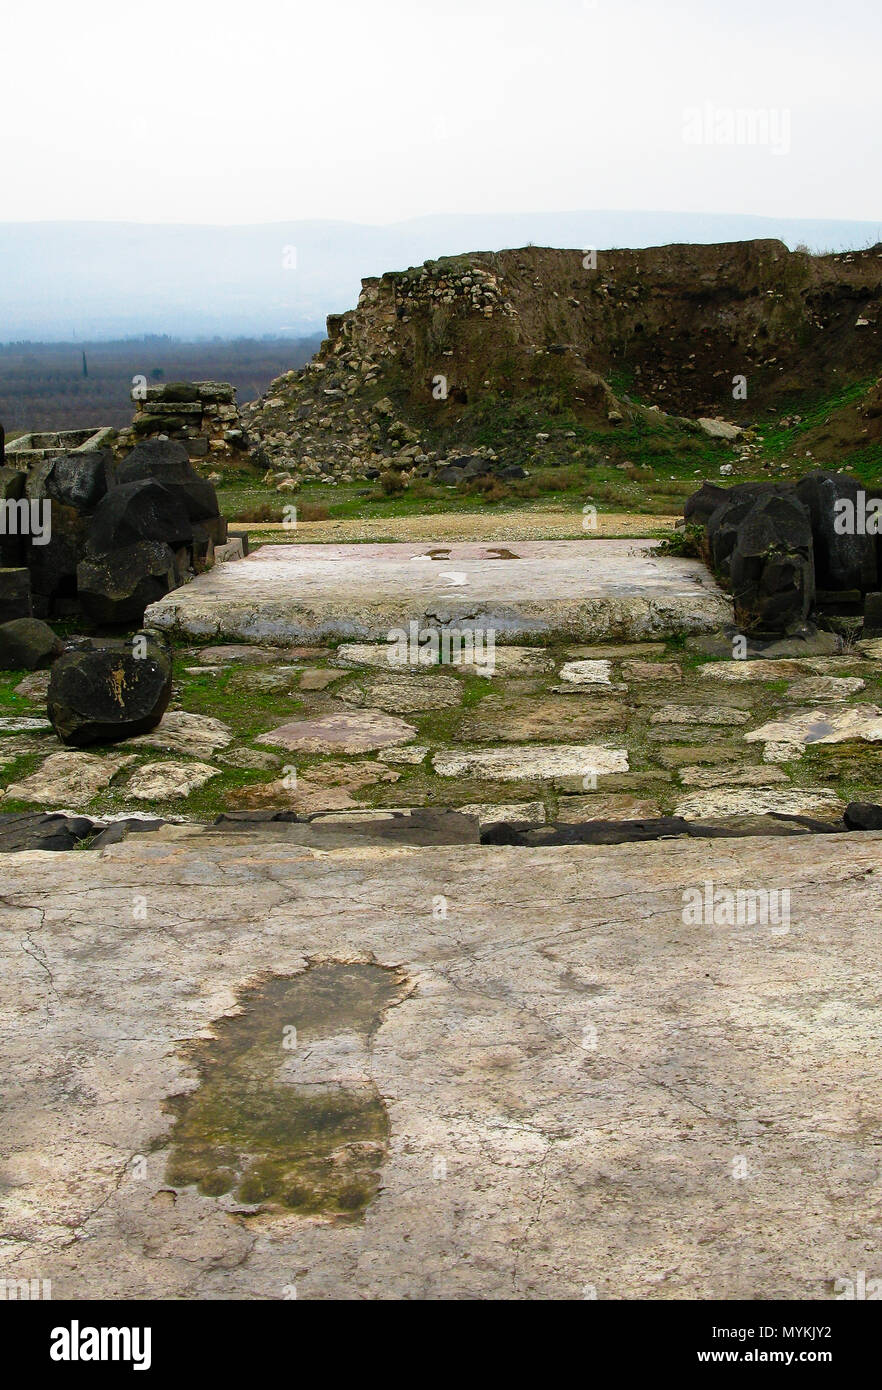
left=2, top=0, right=879, bottom=225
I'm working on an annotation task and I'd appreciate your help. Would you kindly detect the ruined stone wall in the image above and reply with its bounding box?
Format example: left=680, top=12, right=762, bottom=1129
left=116, top=380, right=249, bottom=466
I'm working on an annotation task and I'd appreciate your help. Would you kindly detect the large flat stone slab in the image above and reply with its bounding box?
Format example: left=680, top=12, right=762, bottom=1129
left=145, top=541, right=732, bottom=644
left=433, top=744, right=628, bottom=780
left=2, top=831, right=881, bottom=1299
left=257, top=709, right=417, bottom=754
left=745, top=705, right=882, bottom=748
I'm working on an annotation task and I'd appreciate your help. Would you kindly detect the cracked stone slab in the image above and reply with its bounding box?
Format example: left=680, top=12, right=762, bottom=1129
left=650, top=705, right=750, bottom=727
left=13, top=671, right=51, bottom=702
left=433, top=745, right=628, bottom=780
left=144, top=541, right=732, bottom=644
left=782, top=677, right=866, bottom=703
left=332, top=643, right=553, bottom=677
left=378, top=745, right=430, bottom=765
left=0, top=717, right=53, bottom=733
left=194, top=644, right=321, bottom=665
left=678, top=764, right=790, bottom=789
left=699, top=659, right=815, bottom=682
left=257, top=710, right=417, bottom=754
left=125, top=760, right=221, bottom=800
left=124, top=710, right=233, bottom=759
left=456, top=800, right=546, bottom=826
left=674, top=787, right=844, bottom=820
left=2, top=751, right=136, bottom=804
left=620, top=660, right=683, bottom=682
left=558, top=659, right=614, bottom=686
left=2, top=831, right=882, bottom=1299
left=556, top=793, right=662, bottom=822
left=337, top=672, right=462, bottom=713
left=745, top=705, right=882, bottom=748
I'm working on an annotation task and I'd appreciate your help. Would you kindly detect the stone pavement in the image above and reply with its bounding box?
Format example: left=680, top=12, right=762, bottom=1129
left=145, top=540, right=732, bottom=644
left=2, top=829, right=881, bottom=1299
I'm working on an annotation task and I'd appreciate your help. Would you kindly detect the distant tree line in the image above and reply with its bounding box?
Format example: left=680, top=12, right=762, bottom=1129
left=0, top=335, right=322, bottom=433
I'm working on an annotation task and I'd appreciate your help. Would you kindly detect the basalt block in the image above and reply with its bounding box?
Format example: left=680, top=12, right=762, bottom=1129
left=47, top=630, right=173, bottom=746
left=77, top=541, right=179, bottom=626
left=796, top=469, right=878, bottom=594
left=85, top=479, right=193, bottom=554
left=0, top=616, right=63, bottom=670
left=116, top=439, right=221, bottom=524
left=0, top=567, right=32, bottom=624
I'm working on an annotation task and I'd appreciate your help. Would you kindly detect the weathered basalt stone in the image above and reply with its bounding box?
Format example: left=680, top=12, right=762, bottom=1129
left=116, top=439, right=220, bottom=523
left=47, top=630, right=173, bottom=746
left=85, top=480, right=193, bottom=554
left=729, top=492, right=815, bottom=633
left=0, top=567, right=32, bottom=624
left=0, top=617, right=63, bottom=670
left=0, top=811, right=95, bottom=851
left=77, top=541, right=179, bottom=626
left=795, top=469, right=878, bottom=593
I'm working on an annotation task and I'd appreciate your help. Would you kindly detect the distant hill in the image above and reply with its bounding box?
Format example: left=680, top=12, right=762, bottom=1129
left=2, top=211, right=881, bottom=341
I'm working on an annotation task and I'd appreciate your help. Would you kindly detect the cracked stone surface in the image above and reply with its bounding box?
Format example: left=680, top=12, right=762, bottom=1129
left=144, top=541, right=733, bottom=644
left=556, top=793, right=662, bottom=821
left=338, top=672, right=462, bottom=713
left=674, top=787, right=844, bottom=820
left=124, top=711, right=233, bottom=759
left=650, top=705, right=750, bottom=727
left=433, top=745, right=628, bottom=780
left=332, top=643, right=554, bottom=677
left=745, top=705, right=882, bottom=748
left=125, top=760, right=221, bottom=800
left=2, top=830, right=881, bottom=1299
left=678, top=764, right=790, bottom=789
left=257, top=710, right=417, bottom=755
left=2, top=751, right=135, bottom=804
left=782, top=677, right=866, bottom=703
left=558, top=660, right=614, bottom=686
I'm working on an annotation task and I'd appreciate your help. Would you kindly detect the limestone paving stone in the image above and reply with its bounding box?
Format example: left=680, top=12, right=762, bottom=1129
left=556, top=793, right=662, bottom=822
left=378, top=745, right=430, bottom=765
left=621, top=660, right=683, bottom=682
left=3, top=751, right=136, bottom=804
left=745, top=704, right=882, bottom=748
left=654, top=743, right=747, bottom=769
left=13, top=671, right=51, bottom=702
left=678, top=764, right=789, bottom=789
left=126, top=760, right=221, bottom=800
left=650, top=705, right=750, bottom=727
left=338, top=672, right=462, bottom=713
left=433, top=745, right=628, bottom=781
left=782, top=676, right=866, bottom=703
left=124, top=710, right=233, bottom=759
left=195, top=644, right=318, bottom=665
left=456, top=800, right=546, bottom=826
left=458, top=694, right=624, bottom=743
left=299, top=669, right=346, bottom=692
left=257, top=710, right=417, bottom=755
left=217, top=747, right=282, bottom=771
left=674, top=787, right=844, bottom=820
left=145, top=540, right=732, bottom=644
left=698, top=658, right=813, bottom=682
left=557, top=659, right=614, bottom=686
